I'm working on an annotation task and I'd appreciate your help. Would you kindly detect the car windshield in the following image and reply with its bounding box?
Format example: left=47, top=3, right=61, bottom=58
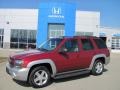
left=38, top=38, right=62, bottom=51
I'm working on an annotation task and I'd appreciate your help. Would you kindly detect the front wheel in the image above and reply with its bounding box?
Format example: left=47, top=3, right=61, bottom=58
left=29, top=66, right=51, bottom=88
left=91, top=60, right=104, bottom=75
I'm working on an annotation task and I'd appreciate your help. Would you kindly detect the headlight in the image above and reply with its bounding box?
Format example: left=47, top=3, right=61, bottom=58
left=14, top=60, right=24, bottom=68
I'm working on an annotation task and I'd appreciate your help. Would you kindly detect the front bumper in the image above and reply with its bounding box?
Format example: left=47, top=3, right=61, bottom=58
left=6, top=63, right=30, bottom=81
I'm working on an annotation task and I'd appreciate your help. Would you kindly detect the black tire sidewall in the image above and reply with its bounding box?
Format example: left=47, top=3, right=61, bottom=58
left=92, top=60, right=104, bottom=75
left=29, top=66, right=51, bottom=88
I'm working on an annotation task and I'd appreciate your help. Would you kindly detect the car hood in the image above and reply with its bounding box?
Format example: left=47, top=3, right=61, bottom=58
left=10, top=49, right=44, bottom=59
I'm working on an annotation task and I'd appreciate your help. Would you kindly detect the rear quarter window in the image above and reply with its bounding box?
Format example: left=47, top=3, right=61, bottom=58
left=94, top=38, right=107, bottom=49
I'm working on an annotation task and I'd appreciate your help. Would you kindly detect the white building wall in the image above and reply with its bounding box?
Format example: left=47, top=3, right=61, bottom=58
left=75, top=11, right=100, bottom=36
left=0, top=9, right=38, bottom=29
left=0, top=9, right=38, bottom=48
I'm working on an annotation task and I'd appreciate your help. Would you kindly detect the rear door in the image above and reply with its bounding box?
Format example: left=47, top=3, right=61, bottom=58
left=78, top=38, right=95, bottom=69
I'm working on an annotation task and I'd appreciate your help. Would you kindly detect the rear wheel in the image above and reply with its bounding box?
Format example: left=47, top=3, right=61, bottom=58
left=29, top=66, right=51, bottom=88
left=91, top=60, right=104, bottom=75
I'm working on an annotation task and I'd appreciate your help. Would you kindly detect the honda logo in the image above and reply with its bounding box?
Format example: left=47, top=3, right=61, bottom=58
left=48, top=7, right=64, bottom=18
left=52, top=7, right=61, bottom=15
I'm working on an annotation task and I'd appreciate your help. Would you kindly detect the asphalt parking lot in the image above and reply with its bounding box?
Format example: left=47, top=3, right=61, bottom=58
left=0, top=53, right=120, bottom=90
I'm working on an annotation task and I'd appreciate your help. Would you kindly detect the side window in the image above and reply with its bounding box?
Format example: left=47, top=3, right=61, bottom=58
left=94, top=38, right=107, bottom=49
left=60, top=39, right=79, bottom=52
left=81, top=39, right=94, bottom=50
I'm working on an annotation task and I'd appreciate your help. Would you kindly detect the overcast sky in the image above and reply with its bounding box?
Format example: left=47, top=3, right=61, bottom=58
left=0, top=0, right=120, bottom=29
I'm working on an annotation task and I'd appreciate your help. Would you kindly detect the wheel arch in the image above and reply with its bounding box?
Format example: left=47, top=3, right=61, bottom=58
left=27, top=59, right=57, bottom=79
left=89, top=54, right=106, bottom=70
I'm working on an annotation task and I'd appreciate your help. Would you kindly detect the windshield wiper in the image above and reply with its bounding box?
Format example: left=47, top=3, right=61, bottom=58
left=37, top=48, right=49, bottom=52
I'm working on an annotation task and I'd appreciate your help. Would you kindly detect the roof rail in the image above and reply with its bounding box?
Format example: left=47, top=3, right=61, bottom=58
left=59, top=36, right=74, bottom=38
left=74, top=36, right=97, bottom=38
left=54, top=36, right=98, bottom=39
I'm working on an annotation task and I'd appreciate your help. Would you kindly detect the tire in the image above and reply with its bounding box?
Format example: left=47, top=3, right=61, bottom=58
left=91, top=60, right=104, bottom=75
left=29, top=66, right=51, bottom=88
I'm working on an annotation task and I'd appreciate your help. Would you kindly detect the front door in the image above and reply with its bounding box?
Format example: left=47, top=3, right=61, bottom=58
left=54, top=39, right=80, bottom=73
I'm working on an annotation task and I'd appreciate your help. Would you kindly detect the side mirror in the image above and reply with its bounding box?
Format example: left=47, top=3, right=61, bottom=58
left=59, top=47, right=67, bottom=54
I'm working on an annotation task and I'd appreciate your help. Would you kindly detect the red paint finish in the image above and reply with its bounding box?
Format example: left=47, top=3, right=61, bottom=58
left=9, top=36, right=110, bottom=73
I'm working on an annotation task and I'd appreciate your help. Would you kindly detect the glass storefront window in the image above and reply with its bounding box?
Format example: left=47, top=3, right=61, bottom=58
left=0, top=29, right=4, bottom=48
left=11, top=30, right=19, bottom=42
left=28, top=30, right=36, bottom=43
left=111, top=37, right=120, bottom=49
left=19, top=30, right=27, bottom=43
left=10, top=29, right=36, bottom=49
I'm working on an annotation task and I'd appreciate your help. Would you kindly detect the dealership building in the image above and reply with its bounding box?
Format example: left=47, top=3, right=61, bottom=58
left=0, top=3, right=120, bottom=52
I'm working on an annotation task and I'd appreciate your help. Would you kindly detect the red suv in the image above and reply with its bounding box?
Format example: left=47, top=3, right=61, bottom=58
left=6, top=36, right=110, bottom=88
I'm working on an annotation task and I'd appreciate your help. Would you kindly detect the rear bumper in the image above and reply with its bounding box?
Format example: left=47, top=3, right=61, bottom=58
left=105, top=56, right=110, bottom=65
left=6, top=63, right=30, bottom=81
